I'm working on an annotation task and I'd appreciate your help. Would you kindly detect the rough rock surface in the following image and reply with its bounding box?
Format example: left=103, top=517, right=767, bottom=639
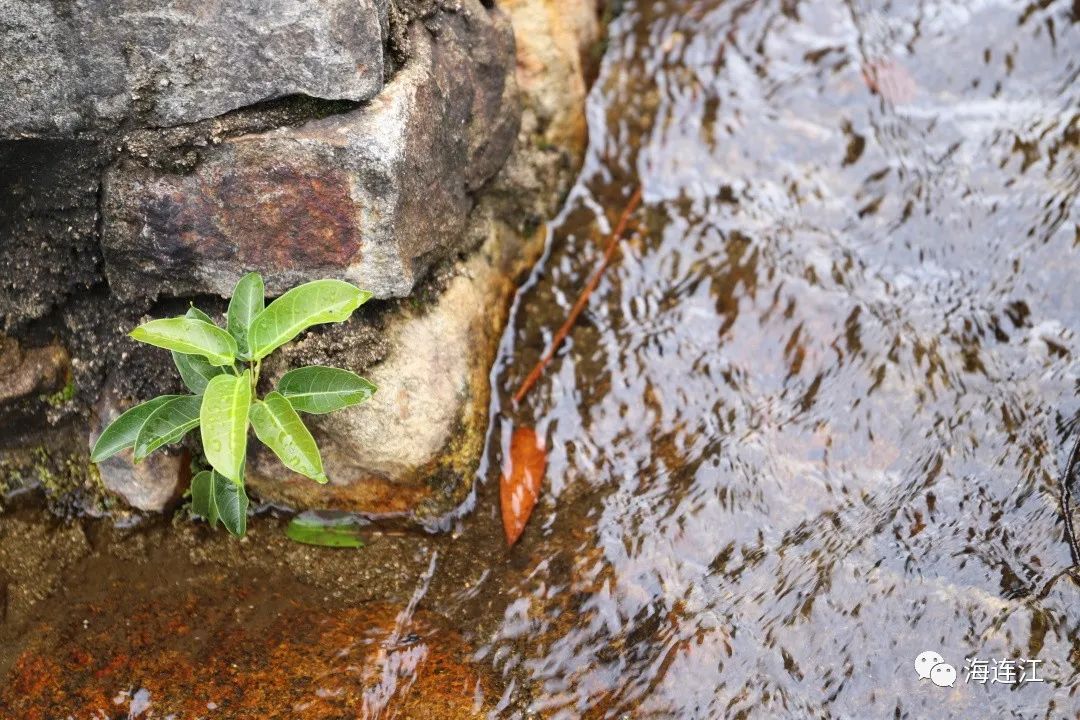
left=245, top=0, right=604, bottom=518
left=502, top=0, right=599, bottom=168
left=0, top=336, right=69, bottom=409
left=0, top=140, right=104, bottom=329
left=95, top=449, right=185, bottom=514
left=0, top=0, right=388, bottom=137
left=466, top=0, right=603, bottom=235
left=0, top=0, right=603, bottom=521
left=248, top=213, right=541, bottom=517
left=101, top=4, right=518, bottom=302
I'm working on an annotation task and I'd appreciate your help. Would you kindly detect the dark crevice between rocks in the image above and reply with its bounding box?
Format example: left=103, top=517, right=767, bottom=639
left=0, top=283, right=126, bottom=473
left=0, top=139, right=108, bottom=332
left=117, top=94, right=366, bottom=175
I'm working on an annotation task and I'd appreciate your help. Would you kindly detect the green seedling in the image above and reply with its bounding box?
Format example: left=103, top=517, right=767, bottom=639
left=91, top=273, right=377, bottom=536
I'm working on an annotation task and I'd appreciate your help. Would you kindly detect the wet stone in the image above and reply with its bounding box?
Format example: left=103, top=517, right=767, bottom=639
left=0, top=514, right=495, bottom=718
left=2, top=601, right=487, bottom=718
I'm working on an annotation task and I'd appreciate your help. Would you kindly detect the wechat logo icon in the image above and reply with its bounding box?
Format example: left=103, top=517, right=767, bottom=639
left=914, top=650, right=956, bottom=688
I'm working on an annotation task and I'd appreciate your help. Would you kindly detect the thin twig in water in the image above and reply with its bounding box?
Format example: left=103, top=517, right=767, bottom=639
left=513, top=186, right=644, bottom=405
left=1059, top=430, right=1080, bottom=566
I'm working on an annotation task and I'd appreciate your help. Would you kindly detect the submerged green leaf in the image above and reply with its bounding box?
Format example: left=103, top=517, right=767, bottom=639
left=247, top=280, right=371, bottom=361
left=133, top=395, right=202, bottom=461
left=227, top=272, right=265, bottom=359
left=250, top=391, right=327, bottom=483
left=200, top=371, right=251, bottom=482
left=131, top=317, right=237, bottom=366
left=190, top=470, right=219, bottom=526
left=213, top=471, right=248, bottom=536
left=91, top=395, right=180, bottom=462
left=277, top=366, right=377, bottom=415
left=285, top=511, right=366, bottom=548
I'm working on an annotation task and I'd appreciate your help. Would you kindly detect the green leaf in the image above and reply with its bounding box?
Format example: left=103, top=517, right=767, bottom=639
left=133, top=395, right=202, bottom=461
left=130, top=317, right=238, bottom=367
left=172, top=308, right=229, bottom=393
left=249, top=391, right=327, bottom=483
left=213, top=471, right=248, bottom=536
left=277, top=366, right=377, bottom=415
left=247, top=280, right=371, bottom=361
left=227, top=272, right=265, bottom=359
left=200, top=371, right=251, bottom=482
left=190, top=470, right=219, bottom=526
left=285, top=511, right=366, bottom=548
left=172, top=352, right=226, bottom=394
left=185, top=305, right=217, bottom=326
left=91, top=395, right=181, bottom=462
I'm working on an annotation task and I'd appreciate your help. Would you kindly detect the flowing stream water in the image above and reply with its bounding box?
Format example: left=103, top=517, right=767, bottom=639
left=2, top=1, right=1079, bottom=718
left=481, top=0, right=1079, bottom=715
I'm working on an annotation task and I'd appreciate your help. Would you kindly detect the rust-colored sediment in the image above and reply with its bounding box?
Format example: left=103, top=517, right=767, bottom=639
left=1, top=593, right=487, bottom=718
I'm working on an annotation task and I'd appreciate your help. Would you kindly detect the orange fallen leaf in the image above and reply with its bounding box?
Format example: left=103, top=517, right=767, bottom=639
left=500, top=427, right=547, bottom=546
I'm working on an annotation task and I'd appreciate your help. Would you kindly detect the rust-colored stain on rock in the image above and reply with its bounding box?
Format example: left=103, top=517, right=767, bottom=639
left=141, top=159, right=361, bottom=272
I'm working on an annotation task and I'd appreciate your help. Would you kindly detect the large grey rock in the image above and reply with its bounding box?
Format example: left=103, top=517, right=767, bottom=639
left=243, top=0, right=605, bottom=521
left=0, top=0, right=388, bottom=137
left=101, top=1, right=519, bottom=301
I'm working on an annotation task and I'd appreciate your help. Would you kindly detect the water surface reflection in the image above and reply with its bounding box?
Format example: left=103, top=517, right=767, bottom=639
left=484, top=0, right=1080, bottom=716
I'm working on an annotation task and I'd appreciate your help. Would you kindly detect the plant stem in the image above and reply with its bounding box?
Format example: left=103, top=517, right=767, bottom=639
left=249, top=359, right=261, bottom=396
